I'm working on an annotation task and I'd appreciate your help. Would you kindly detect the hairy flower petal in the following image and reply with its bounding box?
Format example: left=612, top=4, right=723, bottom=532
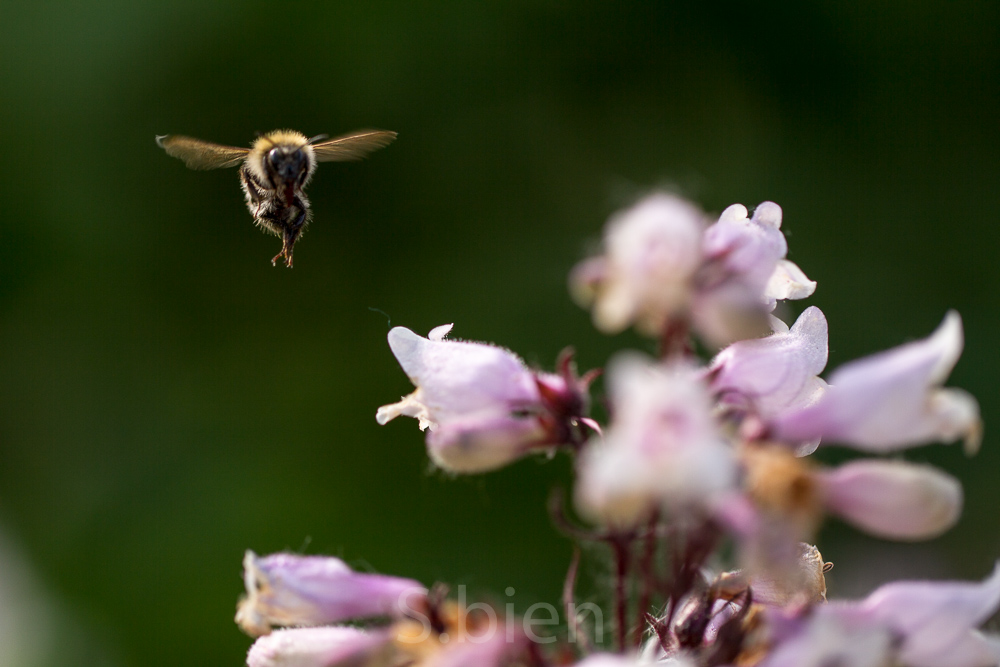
left=377, top=325, right=551, bottom=472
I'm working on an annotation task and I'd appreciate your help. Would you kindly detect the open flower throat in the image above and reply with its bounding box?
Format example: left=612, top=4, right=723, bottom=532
left=237, top=195, right=989, bottom=667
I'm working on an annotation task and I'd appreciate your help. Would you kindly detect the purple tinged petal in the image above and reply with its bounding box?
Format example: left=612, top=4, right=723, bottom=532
left=425, top=413, right=546, bottom=473
left=246, top=627, right=391, bottom=667
left=381, top=326, right=539, bottom=423
left=236, top=551, right=426, bottom=636
left=424, top=626, right=527, bottom=667
left=702, top=202, right=788, bottom=294
left=709, top=306, right=828, bottom=420
left=773, top=311, right=981, bottom=451
left=861, top=562, right=1000, bottom=663
left=818, top=460, right=962, bottom=540
left=377, top=326, right=550, bottom=472
left=575, top=654, right=675, bottom=667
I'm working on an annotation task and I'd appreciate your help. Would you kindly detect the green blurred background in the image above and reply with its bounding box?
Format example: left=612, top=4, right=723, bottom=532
left=0, top=1, right=998, bottom=664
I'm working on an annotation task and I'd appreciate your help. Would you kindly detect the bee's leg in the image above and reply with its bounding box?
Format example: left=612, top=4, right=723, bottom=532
left=275, top=207, right=308, bottom=268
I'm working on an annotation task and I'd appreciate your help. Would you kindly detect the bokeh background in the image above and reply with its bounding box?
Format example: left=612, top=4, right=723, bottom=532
left=1, top=1, right=999, bottom=665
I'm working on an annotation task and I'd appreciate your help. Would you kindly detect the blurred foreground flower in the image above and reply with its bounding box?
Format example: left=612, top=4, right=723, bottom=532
left=575, top=353, right=737, bottom=527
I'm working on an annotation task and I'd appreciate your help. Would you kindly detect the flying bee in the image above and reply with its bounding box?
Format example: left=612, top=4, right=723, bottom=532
left=156, top=129, right=396, bottom=267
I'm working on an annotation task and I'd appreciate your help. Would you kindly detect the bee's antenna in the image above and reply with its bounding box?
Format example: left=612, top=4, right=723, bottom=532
left=307, top=134, right=330, bottom=145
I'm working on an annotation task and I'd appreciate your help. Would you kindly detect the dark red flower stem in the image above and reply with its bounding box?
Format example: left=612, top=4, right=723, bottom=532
left=563, top=546, right=592, bottom=654
left=633, top=510, right=660, bottom=648
left=610, top=535, right=631, bottom=651
left=658, top=318, right=693, bottom=360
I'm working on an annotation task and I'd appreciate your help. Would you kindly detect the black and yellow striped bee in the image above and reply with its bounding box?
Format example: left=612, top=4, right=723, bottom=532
left=157, top=129, right=396, bottom=267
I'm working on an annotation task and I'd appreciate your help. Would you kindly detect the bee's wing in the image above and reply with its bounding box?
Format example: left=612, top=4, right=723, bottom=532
left=311, top=130, right=397, bottom=162
left=156, top=135, right=249, bottom=170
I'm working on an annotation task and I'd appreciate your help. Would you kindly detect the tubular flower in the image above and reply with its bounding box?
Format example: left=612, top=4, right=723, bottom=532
left=236, top=551, right=426, bottom=637
left=569, top=193, right=707, bottom=337
left=772, top=311, right=982, bottom=453
left=233, top=186, right=991, bottom=667
left=575, top=353, right=737, bottom=527
left=376, top=324, right=588, bottom=473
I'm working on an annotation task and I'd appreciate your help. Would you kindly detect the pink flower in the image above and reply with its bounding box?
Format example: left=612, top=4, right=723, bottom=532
left=701, top=202, right=789, bottom=297
left=235, top=551, right=426, bottom=637
left=569, top=194, right=708, bottom=336
left=692, top=202, right=816, bottom=346
left=708, top=306, right=828, bottom=421
left=570, top=196, right=815, bottom=346
left=575, top=354, right=737, bottom=526
left=817, top=459, right=962, bottom=540
left=377, top=324, right=557, bottom=472
left=772, top=311, right=981, bottom=453
left=246, top=627, right=391, bottom=667
left=728, top=447, right=961, bottom=596
left=761, top=564, right=1000, bottom=667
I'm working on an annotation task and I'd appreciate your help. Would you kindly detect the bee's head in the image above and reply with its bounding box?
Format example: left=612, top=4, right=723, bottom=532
left=265, top=146, right=309, bottom=184
left=249, top=131, right=316, bottom=189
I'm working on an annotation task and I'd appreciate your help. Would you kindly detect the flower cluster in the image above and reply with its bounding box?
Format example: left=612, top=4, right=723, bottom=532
left=236, top=194, right=990, bottom=667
